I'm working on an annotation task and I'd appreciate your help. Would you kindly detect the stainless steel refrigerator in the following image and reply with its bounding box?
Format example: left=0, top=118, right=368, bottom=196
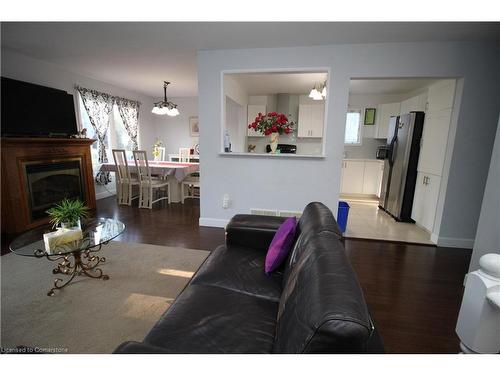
left=378, top=112, right=425, bottom=222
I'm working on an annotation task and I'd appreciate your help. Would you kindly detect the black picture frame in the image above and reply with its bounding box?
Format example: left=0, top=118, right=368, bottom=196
left=364, top=108, right=376, bottom=125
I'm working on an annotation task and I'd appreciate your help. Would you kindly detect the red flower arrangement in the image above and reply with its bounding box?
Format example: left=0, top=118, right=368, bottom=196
left=248, top=112, right=294, bottom=136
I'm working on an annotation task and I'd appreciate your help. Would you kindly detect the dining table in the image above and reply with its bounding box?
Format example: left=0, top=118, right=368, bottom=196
left=99, top=160, right=199, bottom=182
left=99, top=160, right=199, bottom=203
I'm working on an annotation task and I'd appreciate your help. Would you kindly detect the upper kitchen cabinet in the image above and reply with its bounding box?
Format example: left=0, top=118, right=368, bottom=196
left=417, top=80, right=456, bottom=176
left=400, top=92, right=428, bottom=115
left=298, top=103, right=325, bottom=138
left=374, top=102, right=400, bottom=139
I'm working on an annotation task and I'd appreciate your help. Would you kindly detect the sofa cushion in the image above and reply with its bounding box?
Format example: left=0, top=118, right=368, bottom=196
left=282, top=202, right=342, bottom=287
left=191, top=245, right=283, bottom=302
left=265, top=216, right=297, bottom=274
left=273, top=233, right=373, bottom=353
left=143, top=284, right=278, bottom=353
left=226, top=214, right=286, bottom=251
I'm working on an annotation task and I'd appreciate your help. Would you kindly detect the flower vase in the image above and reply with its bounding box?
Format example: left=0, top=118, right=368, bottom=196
left=269, top=133, right=279, bottom=154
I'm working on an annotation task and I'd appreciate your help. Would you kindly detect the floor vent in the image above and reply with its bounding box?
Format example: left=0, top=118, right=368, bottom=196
left=250, top=208, right=278, bottom=216
left=278, top=210, right=302, bottom=218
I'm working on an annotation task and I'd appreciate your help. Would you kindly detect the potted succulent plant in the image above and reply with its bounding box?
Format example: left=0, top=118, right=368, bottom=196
left=46, top=198, right=89, bottom=229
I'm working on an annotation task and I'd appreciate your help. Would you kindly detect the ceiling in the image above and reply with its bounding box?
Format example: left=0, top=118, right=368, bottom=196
left=2, top=22, right=499, bottom=97
left=228, top=72, right=328, bottom=95
left=349, top=78, right=440, bottom=95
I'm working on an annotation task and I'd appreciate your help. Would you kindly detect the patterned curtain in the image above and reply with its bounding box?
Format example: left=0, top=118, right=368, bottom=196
left=76, top=86, right=113, bottom=185
left=115, top=97, right=140, bottom=150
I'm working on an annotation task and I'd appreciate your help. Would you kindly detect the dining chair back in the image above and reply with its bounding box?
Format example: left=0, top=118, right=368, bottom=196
left=112, top=149, right=139, bottom=206
left=133, top=150, right=170, bottom=209
left=179, top=147, right=191, bottom=162
left=133, top=150, right=152, bottom=183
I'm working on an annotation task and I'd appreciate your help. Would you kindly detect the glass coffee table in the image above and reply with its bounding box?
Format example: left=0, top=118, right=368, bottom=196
left=9, top=218, right=125, bottom=296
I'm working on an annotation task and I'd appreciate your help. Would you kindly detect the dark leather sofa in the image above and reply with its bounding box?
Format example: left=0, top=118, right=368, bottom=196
left=114, top=202, right=384, bottom=353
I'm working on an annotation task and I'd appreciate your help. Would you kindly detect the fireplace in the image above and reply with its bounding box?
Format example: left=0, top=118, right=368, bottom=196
left=1, top=137, right=96, bottom=234
left=24, top=159, right=85, bottom=221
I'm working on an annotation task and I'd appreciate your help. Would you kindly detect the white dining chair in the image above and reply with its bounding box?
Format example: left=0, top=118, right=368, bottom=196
left=112, top=149, right=139, bottom=206
left=179, top=147, right=191, bottom=162
left=179, top=147, right=200, bottom=203
left=133, top=150, right=171, bottom=209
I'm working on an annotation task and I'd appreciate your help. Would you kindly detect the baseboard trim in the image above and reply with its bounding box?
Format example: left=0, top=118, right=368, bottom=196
left=199, top=217, right=230, bottom=228
left=435, top=235, right=474, bottom=249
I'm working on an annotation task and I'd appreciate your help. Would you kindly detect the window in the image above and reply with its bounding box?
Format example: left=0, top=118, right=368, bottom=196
left=344, top=110, right=362, bottom=145
left=77, top=94, right=133, bottom=177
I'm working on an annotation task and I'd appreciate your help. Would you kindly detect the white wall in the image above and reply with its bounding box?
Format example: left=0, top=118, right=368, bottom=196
left=468, top=116, right=500, bottom=272
left=197, top=42, right=500, bottom=250
left=152, top=96, right=199, bottom=157
left=1, top=49, right=158, bottom=199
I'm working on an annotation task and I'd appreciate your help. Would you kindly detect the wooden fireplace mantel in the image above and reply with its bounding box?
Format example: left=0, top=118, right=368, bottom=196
left=1, top=137, right=97, bottom=235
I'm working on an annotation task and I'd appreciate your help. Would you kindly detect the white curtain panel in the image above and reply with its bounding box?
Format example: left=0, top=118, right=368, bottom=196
left=115, top=97, right=140, bottom=150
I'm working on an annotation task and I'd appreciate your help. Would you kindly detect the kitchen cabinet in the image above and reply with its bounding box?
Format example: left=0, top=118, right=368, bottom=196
left=341, top=160, right=365, bottom=194
left=418, top=80, right=456, bottom=176
left=375, top=102, right=400, bottom=139
left=362, top=161, right=383, bottom=195
left=411, top=172, right=441, bottom=232
left=298, top=104, right=324, bottom=138
left=341, top=160, right=384, bottom=197
left=247, top=104, right=266, bottom=137
left=400, top=92, right=428, bottom=115
left=412, top=80, right=455, bottom=233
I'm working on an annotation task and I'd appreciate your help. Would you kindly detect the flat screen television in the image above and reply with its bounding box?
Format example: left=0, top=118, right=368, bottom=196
left=1, top=77, right=78, bottom=137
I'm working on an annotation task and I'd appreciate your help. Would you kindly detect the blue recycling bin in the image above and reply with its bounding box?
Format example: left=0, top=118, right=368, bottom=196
left=337, top=201, right=350, bottom=233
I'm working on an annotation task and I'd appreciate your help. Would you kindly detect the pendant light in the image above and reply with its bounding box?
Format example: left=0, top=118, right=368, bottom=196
left=152, top=81, right=179, bottom=116
left=308, top=82, right=327, bottom=101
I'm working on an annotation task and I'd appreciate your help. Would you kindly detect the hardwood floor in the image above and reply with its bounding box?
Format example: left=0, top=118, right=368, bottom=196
left=3, top=196, right=472, bottom=353
left=95, top=196, right=225, bottom=251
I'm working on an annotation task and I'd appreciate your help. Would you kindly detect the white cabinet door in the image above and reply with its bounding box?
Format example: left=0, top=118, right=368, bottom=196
left=362, top=161, right=381, bottom=195
left=341, top=160, right=364, bottom=194
left=375, top=102, right=400, bottom=139
left=400, top=96, right=420, bottom=115
left=417, top=92, right=428, bottom=112
left=418, top=80, right=456, bottom=175
left=418, top=109, right=453, bottom=175
left=422, top=174, right=441, bottom=232
left=310, top=105, right=325, bottom=138
left=298, top=104, right=324, bottom=138
left=247, top=104, right=266, bottom=137
left=411, top=172, right=441, bottom=232
left=427, top=80, right=456, bottom=113
left=297, top=104, right=311, bottom=138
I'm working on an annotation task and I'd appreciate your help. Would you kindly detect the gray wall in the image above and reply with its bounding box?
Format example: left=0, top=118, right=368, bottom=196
left=197, top=42, right=500, bottom=249
left=469, top=116, right=500, bottom=272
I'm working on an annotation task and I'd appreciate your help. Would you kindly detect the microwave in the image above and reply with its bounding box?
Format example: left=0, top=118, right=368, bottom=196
left=376, top=146, right=389, bottom=160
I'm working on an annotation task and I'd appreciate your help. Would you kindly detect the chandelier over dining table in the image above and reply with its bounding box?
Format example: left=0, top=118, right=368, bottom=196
left=152, top=81, right=180, bottom=116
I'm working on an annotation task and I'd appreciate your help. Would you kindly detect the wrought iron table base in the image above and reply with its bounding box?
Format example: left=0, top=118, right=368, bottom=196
left=35, top=244, right=109, bottom=296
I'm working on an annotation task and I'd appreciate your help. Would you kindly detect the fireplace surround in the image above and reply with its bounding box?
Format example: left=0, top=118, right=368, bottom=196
left=1, top=137, right=96, bottom=234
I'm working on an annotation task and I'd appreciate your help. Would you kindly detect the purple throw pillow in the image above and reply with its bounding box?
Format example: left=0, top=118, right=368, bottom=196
left=265, top=217, right=297, bottom=274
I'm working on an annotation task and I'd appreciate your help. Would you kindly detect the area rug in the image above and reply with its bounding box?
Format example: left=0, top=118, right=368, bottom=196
left=0, top=241, right=210, bottom=354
